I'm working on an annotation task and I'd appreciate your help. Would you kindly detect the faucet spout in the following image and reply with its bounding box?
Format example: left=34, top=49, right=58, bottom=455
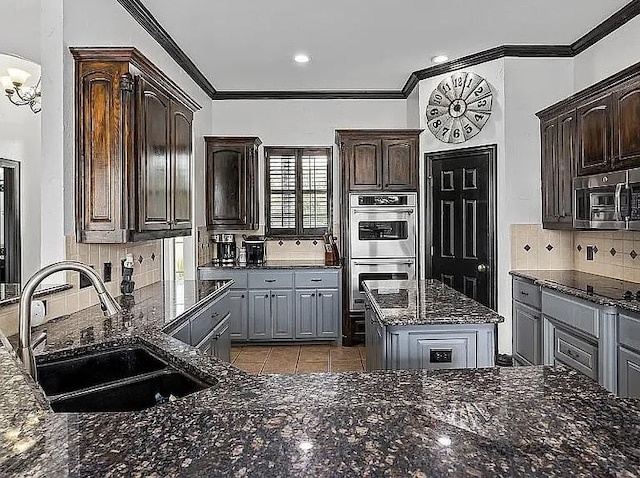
left=17, top=260, right=122, bottom=380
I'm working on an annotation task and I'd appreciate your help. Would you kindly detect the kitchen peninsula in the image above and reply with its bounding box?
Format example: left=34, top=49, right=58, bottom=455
left=363, top=279, right=503, bottom=371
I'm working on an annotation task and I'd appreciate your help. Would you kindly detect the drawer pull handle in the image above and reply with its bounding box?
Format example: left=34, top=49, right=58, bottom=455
left=264, top=294, right=269, bottom=298
left=265, top=279, right=276, bottom=283
left=311, top=278, right=322, bottom=282
left=520, top=291, right=529, bottom=296
left=311, top=293, right=315, bottom=297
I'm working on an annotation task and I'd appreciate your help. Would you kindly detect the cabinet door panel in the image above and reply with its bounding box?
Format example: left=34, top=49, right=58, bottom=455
left=619, top=346, right=640, bottom=398
left=295, top=290, right=316, bottom=339
left=229, top=291, right=248, bottom=340
left=382, top=138, right=417, bottom=190
left=349, top=140, right=382, bottom=190
left=512, top=301, right=541, bottom=365
left=317, top=288, right=339, bottom=338
left=613, top=83, right=640, bottom=170
left=558, top=110, right=576, bottom=225
left=138, top=79, right=171, bottom=231
left=207, top=146, right=247, bottom=226
left=577, top=96, right=611, bottom=175
left=170, top=101, right=192, bottom=230
left=271, top=290, right=294, bottom=339
left=541, top=117, right=558, bottom=225
left=248, top=291, right=271, bottom=340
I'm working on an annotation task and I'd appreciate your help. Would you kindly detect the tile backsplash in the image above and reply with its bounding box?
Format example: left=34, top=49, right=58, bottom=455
left=511, top=224, right=640, bottom=282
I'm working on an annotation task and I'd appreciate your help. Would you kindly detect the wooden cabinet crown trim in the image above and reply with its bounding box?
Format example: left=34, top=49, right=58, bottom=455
left=70, top=46, right=201, bottom=112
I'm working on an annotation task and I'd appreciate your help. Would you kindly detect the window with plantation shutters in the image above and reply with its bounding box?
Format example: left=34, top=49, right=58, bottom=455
left=266, top=147, right=332, bottom=237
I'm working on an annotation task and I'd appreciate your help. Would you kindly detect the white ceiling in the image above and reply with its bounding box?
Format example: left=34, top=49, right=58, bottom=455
left=141, top=0, right=630, bottom=91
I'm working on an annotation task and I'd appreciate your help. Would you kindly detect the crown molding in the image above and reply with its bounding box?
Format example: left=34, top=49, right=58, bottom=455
left=118, top=0, right=640, bottom=100
left=116, top=0, right=217, bottom=99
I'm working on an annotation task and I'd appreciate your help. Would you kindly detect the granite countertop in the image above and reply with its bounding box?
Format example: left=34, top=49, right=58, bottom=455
left=362, top=279, right=505, bottom=327
left=0, top=283, right=73, bottom=309
left=510, top=269, right=640, bottom=313
left=199, top=259, right=342, bottom=270
left=2, top=280, right=640, bottom=476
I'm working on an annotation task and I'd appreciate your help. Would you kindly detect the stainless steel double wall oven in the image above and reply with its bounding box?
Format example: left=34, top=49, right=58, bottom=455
left=349, top=193, right=417, bottom=310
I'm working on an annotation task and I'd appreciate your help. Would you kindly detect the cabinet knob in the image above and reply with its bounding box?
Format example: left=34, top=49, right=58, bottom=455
left=272, top=294, right=275, bottom=297
left=241, top=294, right=245, bottom=298
left=311, top=293, right=315, bottom=297
left=265, top=294, right=269, bottom=298
left=318, top=293, right=322, bottom=297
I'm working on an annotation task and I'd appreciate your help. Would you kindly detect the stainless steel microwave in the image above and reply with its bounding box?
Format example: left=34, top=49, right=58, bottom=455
left=574, top=170, right=628, bottom=229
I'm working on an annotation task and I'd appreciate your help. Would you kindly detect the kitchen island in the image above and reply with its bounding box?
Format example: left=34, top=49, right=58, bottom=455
left=363, top=279, right=504, bottom=371
left=2, top=280, right=640, bottom=476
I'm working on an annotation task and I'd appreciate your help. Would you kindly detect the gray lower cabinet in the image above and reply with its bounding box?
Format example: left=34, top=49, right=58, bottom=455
left=512, top=277, right=543, bottom=366
left=295, top=288, right=340, bottom=339
left=199, top=267, right=341, bottom=343
left=406, top=330, right=477, bottom=370
left=618, top=312, right=640, bottom=397
left=166, top=289, right=231, bottom=362
left=248, top=289, right=294, bottom=340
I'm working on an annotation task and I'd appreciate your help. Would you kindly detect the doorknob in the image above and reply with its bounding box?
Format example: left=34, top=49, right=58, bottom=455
left=477, top=264, right=487, bottom=273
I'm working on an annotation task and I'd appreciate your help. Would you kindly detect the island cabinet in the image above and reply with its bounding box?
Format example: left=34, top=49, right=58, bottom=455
left=165, top=288, right=231, bottom=362
left=541, top=289, right=617, bottom=393
left=205, top=137, right=261, bottom=230
left=511, top=277, right=543, bottom=365
left=335, top=130, right=422, bottom=191
left=618, top=312, right=640, bottom=397
left=198, top=267, right=341, bottom=343
left=71, top=47, right=200, bottom=243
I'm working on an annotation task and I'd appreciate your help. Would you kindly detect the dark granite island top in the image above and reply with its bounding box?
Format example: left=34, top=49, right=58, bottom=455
left=199, top=259, right=342, bottom=269
left=362, top=278, right=505, bottom=326
left=3, top=281, right=640, bottom=476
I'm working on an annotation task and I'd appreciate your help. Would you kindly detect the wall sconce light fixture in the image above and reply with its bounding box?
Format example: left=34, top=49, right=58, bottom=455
left=0, top=68, right=41, bottom=114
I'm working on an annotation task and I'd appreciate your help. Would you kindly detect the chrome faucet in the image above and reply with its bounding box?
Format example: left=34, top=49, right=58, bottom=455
left=17, top=261, right=122, bottom=380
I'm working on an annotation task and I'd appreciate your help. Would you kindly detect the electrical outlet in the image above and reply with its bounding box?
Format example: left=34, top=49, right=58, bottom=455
left=103, top=262, right=112, bottom=283
left=586, top=245, right=595, bottom=261
left=31, top=300, right=46, bottom=326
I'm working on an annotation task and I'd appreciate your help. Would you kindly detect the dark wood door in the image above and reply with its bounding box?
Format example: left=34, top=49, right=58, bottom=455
left=382, top=138, right=417, bottom=190
left=557, top=110, right=576, bottom=226
left=206, top=144, right=247, bottom=227
left=577, top=95, right=612, bottom=176
left=429, top=145, right=496, bottom=308
left=170, top=101, right=193, bottom=230
left=349, top=139, right=382, bottom=190
left=613, top=80, right=640, bottom=170
left=138, top=78, right=171, bottom=231
left=541, top=117, right=559, bottom=226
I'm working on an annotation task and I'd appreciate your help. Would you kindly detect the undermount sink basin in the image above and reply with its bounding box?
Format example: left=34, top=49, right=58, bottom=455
left=37, top=346, right=168, bottom=396
left=49, top=369, right=211, bottom=413
left=36, top=345, right=214, bottom=412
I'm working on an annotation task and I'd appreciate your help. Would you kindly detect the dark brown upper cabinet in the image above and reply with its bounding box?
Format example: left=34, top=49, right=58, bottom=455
left=205, top=137, right=261, bottom=230
left=335, top=130, right=421, bottom=192
left=613, top=80, right=640, bottom=170
left=72, top=47, right=199, bottom=243
left=577, top=95, right=612, bottom=176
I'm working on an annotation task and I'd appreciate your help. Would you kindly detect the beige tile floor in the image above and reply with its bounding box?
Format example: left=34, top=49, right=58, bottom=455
left=231, top=344, right=367, bottom=374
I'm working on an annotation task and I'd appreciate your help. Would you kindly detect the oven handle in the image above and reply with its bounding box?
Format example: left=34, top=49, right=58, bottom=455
left=352, top=209, right=414, bottom=215
left=353, top=261, right=414, bottom=266
left=615, top=182, right=628, bottom=221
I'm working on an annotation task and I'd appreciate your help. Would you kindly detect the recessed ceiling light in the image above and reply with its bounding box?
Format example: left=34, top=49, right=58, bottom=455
left=294, top=54, right=310, bottom=64
left=432, top=55, right=449, bottom=64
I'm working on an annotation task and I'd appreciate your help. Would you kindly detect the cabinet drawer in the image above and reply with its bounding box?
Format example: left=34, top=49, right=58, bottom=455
left=191, top=295, right=229, bottom=345
left=295, top=270, right=339, bottom=288
left=542, top=290, right=599, bottom=338
left=512, top=277, right=541, bottom=309
left=248, top=271, right=293, bottom=289
left=619, top=313, right=640, bottom=352
left=555, top=328, right=598, bottom=380
left=198, top=268, right=248, bottom=289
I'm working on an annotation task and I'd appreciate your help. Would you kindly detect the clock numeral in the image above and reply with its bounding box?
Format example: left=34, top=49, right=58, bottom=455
left=430, top=108, right=439, bottom=116
left=441, top=127, right=450, bottom=136
left=474, top=87, right=484, bottom=97
left=475, top=113, right=485, bottom=122
left=454, top=77, right=464, bottom=87
left=433, top=119, right=442, bottom=128
left=453, top=129, right=461, bottom=139
left=477, top=99, right=487, bottom=108
left=443, top=83, right=451, bottom=92
left=464, top=125, right=473, bottom=134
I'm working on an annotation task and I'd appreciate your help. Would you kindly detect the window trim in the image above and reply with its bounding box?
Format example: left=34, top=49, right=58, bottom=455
left=265, top=146, right=333, bottom=238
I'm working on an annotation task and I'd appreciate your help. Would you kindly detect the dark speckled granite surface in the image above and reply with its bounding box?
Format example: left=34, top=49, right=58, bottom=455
left=2, top=280, right=640, bottom=476
left=363, top=279, right=504, bottom=326
left=0, top=283, right=73, bottom=308
left=511, top=269, right=640, bottom=313
left=200, top=260, right=342, bottom=269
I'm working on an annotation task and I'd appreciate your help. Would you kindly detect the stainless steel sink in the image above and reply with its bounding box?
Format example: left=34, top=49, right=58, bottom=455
left=36, top=345, right=213, bottom=412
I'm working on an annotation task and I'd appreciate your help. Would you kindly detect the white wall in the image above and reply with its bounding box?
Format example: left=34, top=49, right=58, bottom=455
left=0, top=55, right=42, bottom=281
left=0, top=0, right=41, bottom=64
left=36, top=0, right=215, bottom=278
left=211, top=99, right=408, bottom=232
left=417, top=57, right=575, bottom=353
left=574, top=15, right=640, bottom=90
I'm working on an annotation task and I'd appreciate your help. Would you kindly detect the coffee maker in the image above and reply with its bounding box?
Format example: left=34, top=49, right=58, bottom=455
left=213, top=234, right=236, bottom=266
left=244, top=236, right=265, bottom=265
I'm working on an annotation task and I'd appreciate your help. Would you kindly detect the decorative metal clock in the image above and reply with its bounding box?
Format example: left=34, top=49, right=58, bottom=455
left=426, top=72, right=493, bottom=144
